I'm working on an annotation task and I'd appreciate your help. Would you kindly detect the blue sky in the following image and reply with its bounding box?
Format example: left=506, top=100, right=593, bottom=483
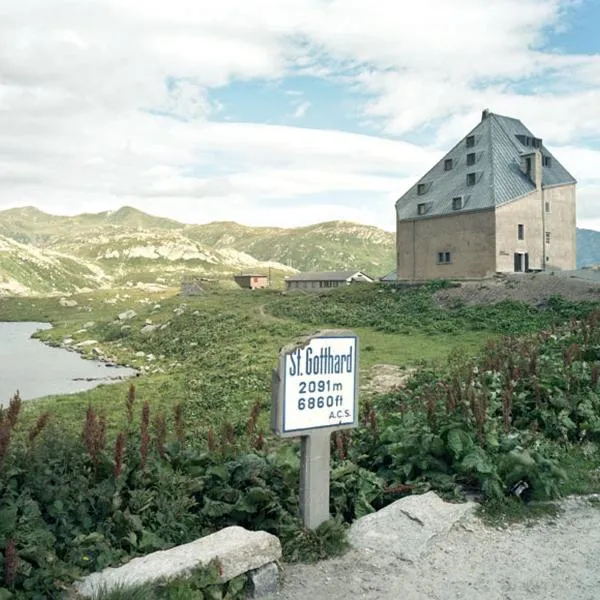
left=0, top=0, right=598, bottom=231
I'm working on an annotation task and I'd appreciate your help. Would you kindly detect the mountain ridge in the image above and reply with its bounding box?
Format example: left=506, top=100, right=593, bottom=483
left=0, top=206, right=598, bottom=296
left=0, top=207, right=396, bottom=295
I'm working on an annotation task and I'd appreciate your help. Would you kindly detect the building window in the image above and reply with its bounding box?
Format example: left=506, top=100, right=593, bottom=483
left=466, top=135, right=475, bottom=148
left=543, top=156, right=552, bottom=167
left=545, top=201, right=550, bottom=213
left=466, top=172, right=476, bottom=186
left=466, top=152, right=476, bottom=166
left=417, top=183, right=428, bottom=195
left=546, top=231, right=551, bottom=244
left=437, top=251, right=452, bottom=264
left=533, top=138, right=542, bottom=148
left=444, top=158, right=453, bottom=171
left=417, top=202, right=427, bottom=215
left=452, top=196, right=463, bottom=210
left=518, top=224, right=524, bottom=240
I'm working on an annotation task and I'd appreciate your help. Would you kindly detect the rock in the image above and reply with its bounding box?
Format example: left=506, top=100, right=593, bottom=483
left=84, top=321, right=95, bottom=329
left=160, top=322, right=170, bottom=330
left=193, top=310, right=200, bottom=316
left=75, top=340, right=99, bottom=347
left=135, top=351, right=146, bottom=358
left=248, top=562, right=279, bottom=598
left=118, top=309, right=137, bottom=321
left=146, top=354, right=155, bottom=361
left=92, top=347, right=103, bottom=356
left=76, top=329, right=88, bottom=334
left=173, top=304, right=187, bottom=316
left=120, top=325, right=132, bottom=333
left=140, top=324, right=158, bottom=335
left=152, top=304, right=161, bottom=311
left=145, top=318, right=153, bottom=325
left=63, top=338, right=74, bottom=345
left=74, top=526, right=281, bottom=598
left=348, top=491, right=475, bottom=563
left=59, top=297, right=78, bottom=307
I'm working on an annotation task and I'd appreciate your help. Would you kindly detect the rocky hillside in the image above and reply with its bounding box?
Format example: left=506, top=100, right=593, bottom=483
left=0, top=207, right=396, bottom=296
left=577, top=228, right=600, bottom=268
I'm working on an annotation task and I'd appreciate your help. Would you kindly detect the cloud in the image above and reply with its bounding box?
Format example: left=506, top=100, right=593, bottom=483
left=292, top=101, right=311, bottom=118
left=0, top=0, right=598, bottom=233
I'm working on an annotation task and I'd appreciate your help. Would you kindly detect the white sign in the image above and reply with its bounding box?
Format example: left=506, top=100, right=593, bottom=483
left=280, top=335, right=357, bottom=434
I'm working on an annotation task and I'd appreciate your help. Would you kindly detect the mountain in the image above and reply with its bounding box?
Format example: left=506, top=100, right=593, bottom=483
left=0, top=207, right=396, bottom=296
left=577, top=229, right=600, bottom=268
left=185, top=220, right=394, bottom=273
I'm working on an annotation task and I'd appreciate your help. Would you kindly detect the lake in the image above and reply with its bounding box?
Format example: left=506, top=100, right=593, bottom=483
left=0, top=322, right=137, bottom=406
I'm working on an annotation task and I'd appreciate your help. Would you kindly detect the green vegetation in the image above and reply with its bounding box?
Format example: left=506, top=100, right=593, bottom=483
left=1, top=284, right=600, bottom=597
left=90, top=562, right=248, bottom=600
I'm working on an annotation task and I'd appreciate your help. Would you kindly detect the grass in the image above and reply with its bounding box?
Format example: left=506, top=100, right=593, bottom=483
left=478, top=498, right=563, bottom=527
left=1, top=283, right=597, bottom=448
left=1, top=286, right=495, bottom=436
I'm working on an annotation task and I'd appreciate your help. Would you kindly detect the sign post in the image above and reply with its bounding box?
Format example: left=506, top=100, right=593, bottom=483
left=271, top=330, right=359, bottom=529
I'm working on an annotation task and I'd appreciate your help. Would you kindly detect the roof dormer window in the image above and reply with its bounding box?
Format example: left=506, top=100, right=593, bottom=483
left=466, top=152, right=476, bottom=166
left=417, top=202, right=431, bottom=215
left=543, top=155, right=552, bottom=167
left=466, top=135, right=475, bottom=148
left=466, top=172, right=476, bottom=186
left=452, top=196, right=463, bottom=210
left=444, top=158, right=453, bottom=171
left=417, top=183, right=428, bottom=195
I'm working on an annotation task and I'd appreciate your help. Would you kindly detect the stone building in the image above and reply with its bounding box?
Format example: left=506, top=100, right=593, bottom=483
left=285, top=271, right=374, bottom=291
left=234, top=273, right=269, bottom=290
left=395, top=110, right=577, bottom=280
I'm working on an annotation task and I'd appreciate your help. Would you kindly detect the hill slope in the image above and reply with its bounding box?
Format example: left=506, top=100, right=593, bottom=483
left=577, top=228, right=600, bottom=268
left=0, top=207, right=396, bottom=295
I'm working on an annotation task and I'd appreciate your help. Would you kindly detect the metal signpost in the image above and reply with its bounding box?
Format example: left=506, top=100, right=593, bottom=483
left=271, top=330, right=359, bottom=529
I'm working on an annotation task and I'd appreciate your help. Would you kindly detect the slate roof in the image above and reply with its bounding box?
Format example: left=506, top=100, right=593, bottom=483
left=285, top=271, right=371, bottom=282
left=396, top=111, right=577, bottom=221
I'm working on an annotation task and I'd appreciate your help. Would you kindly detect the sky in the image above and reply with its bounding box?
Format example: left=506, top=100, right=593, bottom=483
left=0, top=0, right=599, bottom=232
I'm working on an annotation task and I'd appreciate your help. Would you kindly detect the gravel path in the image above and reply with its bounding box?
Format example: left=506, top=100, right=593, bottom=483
left=271, top=497, right=600, bottom=600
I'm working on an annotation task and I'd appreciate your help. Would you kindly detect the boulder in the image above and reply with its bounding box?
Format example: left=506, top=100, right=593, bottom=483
left=141, top=324, right=158, bottom=335
left=134, top=351, right=146, bottom=357
left=75, top=340, right=98, bottom=347
left=118, top=309, right=137, bottom=321
left=74, top=526, right=281, bottom=598
left=59, top=298, right=78, bottom=307
left=84, top=321, right=95, bottom=329
left=348, top=491, right=475, bottom=563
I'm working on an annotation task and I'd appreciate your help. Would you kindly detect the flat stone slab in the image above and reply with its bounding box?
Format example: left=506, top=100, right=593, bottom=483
left=75, top=526, right=282, bottom=598
left=348, top=491, right=475, bottom=563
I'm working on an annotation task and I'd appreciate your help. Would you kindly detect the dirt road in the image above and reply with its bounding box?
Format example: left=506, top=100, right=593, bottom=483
left=271, top=497, right=600, bottom=600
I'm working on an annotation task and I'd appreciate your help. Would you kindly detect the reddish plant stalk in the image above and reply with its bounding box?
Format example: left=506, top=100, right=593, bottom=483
left=140, top=402, right=150, bottom=471
left=126, top=383, right=136, bottom=424
left=174, top=403, right=185, bottom=445
left=114, top=432, right=126, bottom=478
left=28, top=412, right=50, bottom=445
left=207, top=428, right=217, bottom=452
left=3, top=539, right=18, bottom=588
left=153, top=413, right=167, bottom=458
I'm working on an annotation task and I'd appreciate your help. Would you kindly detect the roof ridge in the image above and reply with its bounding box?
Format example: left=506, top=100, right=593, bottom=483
left=488, top=114, right=497, bottom=206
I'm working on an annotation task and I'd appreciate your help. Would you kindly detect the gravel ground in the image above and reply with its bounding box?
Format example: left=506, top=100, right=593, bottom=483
left=271, top=497, right=600, bottom=600
left=433, top=272, right=600, bottom=308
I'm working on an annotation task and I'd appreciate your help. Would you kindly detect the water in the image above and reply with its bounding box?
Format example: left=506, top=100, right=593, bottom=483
left=0, top=322, right=137, bottom=406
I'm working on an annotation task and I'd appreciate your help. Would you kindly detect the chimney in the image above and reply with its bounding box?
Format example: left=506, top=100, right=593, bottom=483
left=481, top=108, right=490, bottom=121
left=520, top=150, right=542, bottom=187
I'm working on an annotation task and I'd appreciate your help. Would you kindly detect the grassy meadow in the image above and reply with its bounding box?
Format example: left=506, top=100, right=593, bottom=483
left=0, top=283, right=493, bottom=433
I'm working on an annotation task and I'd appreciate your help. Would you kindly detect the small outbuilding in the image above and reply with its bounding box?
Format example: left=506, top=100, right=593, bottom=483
left=285, top=270, right=374, bottom=291
left=234, top=273, right=269, bottom=290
